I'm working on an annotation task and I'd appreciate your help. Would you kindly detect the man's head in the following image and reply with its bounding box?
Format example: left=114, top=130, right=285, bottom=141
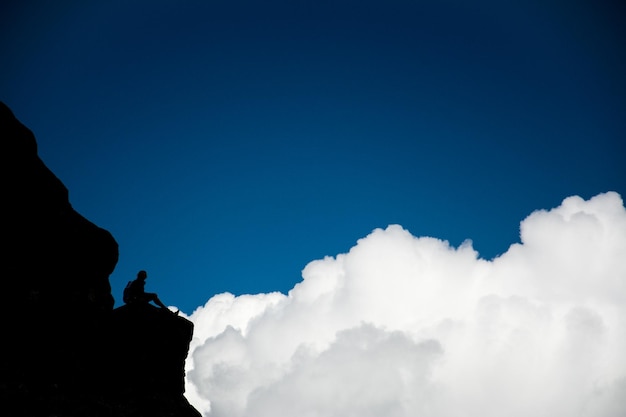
left=137, top=270, right=147, bottom=280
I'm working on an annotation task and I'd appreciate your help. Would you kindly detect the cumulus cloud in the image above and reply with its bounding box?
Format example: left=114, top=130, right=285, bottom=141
left=183, top=192, right=626, bottom=417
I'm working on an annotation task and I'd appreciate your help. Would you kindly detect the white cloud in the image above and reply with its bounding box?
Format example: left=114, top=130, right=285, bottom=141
left=184, top=192, right=626, bottom=417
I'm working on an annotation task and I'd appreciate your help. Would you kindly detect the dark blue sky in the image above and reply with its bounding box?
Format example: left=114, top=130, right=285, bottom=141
left=2, top=1, right=624, bottom=313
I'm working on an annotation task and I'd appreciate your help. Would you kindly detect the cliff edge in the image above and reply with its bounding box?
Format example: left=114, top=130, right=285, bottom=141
left=0, top=102, right=200, bottom=417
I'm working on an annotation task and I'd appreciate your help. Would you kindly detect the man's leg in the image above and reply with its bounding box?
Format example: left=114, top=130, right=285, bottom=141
left=146, top=293, right=168, bottom=309
left=146, top=293, right=178, bottom=315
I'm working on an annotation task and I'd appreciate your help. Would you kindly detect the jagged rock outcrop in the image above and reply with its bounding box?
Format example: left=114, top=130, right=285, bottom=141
left=103, top=304, right=199, bottom=416
left=0, top=102, right=200, bottom=417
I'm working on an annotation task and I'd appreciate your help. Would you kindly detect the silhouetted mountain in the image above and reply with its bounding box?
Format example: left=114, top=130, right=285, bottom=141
left=0, top=102, right=200, bottom=417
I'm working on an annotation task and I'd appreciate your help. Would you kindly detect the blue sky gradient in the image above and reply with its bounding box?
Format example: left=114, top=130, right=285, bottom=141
left=2, top=1, right=624, bottom=313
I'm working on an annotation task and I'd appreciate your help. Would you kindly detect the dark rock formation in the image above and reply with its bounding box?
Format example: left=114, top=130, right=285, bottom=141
left=104, top=304, right=198, bottom=414
left=0, top=102, right=200, bottom=416
left=84, top=303, right=201, bottom=417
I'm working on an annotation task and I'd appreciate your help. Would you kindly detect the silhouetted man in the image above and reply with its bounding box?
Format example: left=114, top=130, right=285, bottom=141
left=124, top=270, right=178, bottom=315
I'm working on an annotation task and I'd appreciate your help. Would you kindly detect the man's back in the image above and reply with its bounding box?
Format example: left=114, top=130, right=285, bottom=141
left=123, top=279, right=144, bottom=304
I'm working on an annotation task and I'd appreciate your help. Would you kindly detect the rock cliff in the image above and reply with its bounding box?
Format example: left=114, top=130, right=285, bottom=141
left=0, top=102, right=200, bottom=417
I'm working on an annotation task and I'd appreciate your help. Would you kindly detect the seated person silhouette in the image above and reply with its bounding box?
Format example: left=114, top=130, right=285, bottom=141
left=124, top=270, right=178, bottom=315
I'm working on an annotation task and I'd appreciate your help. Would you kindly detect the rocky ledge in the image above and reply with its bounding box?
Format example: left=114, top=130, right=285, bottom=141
left=0, top=102, right=200, bottom=417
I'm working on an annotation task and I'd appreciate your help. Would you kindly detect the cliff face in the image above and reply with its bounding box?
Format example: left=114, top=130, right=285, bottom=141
left=0, top=102, right=200, bottom=417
